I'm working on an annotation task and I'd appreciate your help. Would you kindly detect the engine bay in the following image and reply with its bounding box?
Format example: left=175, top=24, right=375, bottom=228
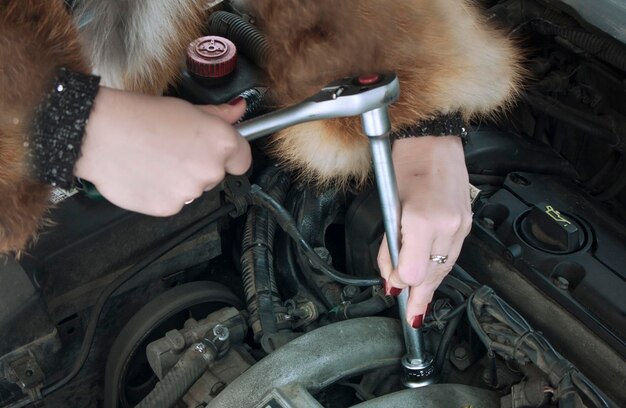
left=1, top=0, right=625, bottom=407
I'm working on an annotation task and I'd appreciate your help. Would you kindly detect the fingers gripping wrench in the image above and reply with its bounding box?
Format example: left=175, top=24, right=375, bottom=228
left=236, top=73, right=437, bottom=387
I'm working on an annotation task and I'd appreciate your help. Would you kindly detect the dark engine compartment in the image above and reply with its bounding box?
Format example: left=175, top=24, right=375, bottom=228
left=0, top=0, right=625, bottom=407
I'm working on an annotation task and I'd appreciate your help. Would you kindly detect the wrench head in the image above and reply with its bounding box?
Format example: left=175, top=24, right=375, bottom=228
left=306, top=72, right=400, bottom=119
left=401, top=353, right=439, bottom=388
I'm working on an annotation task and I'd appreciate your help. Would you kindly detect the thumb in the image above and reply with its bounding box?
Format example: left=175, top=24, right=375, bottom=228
left=196, top=97, right=247, bottom=124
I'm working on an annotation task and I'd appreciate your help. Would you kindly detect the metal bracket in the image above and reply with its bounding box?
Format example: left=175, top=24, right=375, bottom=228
left=7, top=356, right=44, bottom=400
left=222, top=175, right=251, bottom=217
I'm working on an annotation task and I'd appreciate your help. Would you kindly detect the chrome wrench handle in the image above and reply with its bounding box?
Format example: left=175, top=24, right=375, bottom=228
left=361, top=110, right=437, bottom=388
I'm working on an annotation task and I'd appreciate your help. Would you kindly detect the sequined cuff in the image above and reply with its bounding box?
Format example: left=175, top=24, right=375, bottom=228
left=28, top=68, right=101, bottom=188
left=392, top=111, right=469, bottom=144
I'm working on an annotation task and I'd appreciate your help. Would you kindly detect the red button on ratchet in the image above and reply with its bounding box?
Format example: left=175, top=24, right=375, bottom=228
left=357, top=73, right=382, bottom=85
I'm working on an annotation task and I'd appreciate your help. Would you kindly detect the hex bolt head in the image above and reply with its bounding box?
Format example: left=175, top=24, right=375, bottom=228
left=504, top=244, right=522, bottom=262
left=481, top=217, right=495, bottom=229
left=554, top=276, right=570, bottom=290
left=194, top=343, right=208, bottom=354
left=313, top=247, right=332, bottom=265
left=453, top=345, right=468, bottom=361
left=213, top=324, right=230, bottom=341
left=342, top=285, right=359, bottom=300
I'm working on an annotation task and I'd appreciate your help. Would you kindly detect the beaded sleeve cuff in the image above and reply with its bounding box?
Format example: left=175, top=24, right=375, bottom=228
left=391, top=111, right=469, bottom=144
left=29, top=68, right=100, bottom=188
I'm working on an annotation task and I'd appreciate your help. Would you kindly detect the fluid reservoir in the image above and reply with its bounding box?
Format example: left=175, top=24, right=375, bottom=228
left=176, top=35, right=261, bottom=105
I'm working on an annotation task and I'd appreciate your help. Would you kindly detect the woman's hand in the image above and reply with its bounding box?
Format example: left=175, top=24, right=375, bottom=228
left=74, top=87, right=251, bottom=216
left=377, top=136, right=472, bottom=328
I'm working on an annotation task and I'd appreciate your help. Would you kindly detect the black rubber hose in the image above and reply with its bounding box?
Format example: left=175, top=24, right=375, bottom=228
left=524, top=93, right=623, bottom=149
left=207, top=11, right=271, bottom=67
left=531, top=20, right=626, bottom=73
left=434, top=304, right=467, bottom=373
left=136, top=345, right=211, bottom=408
left=433, top=283, right=466, bottom=373
left=240, top=167, right=290, bottom=341
left=437, top=283, right=465, bottom=306
left=250, top=186, right=381, bottom=287
left=275, top=222, right=332, bottom=310
left=331, top=294, right=392, bottom=321
left=571, top=372, right=613, bottom=408
left=557, top=376, right=579, bottom=408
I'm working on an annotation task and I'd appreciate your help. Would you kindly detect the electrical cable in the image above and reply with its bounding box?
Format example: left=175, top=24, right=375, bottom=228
left=571, top=372, right=612, bottom=408
left=467, top=285, right=615, bottom=407
left=434, top=303, right=466, bottom=372
left=250, top=186, right=381, bottom=287
left=434, top=302, right=466, bottom=324
left=39, top=204, right=235, bottom=398
left=240, top=166, right=289, bottom=343
left=449, top=265, right=481, bottom=290
left=466, top=288, right=494, bottom=350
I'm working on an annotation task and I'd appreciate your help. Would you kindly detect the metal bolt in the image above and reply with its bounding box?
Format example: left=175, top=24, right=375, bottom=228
left=554, top=276, right=570, bottom=290
left=342, top=285, right=359, bottom=300
left=314, top=247, right=332, bottom=265
left=194, top=343, right=208, bottom=354
left=505, top=244, right=522, bottom=262
left=212, top=324, right=230, bottom=341
left=481, top=217, right=495, bottom=229
left=453, top=345, right=468, bottom=361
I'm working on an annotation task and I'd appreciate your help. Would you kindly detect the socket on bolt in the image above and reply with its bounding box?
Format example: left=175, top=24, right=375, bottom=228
left=402, top=353, right=438, bottom=388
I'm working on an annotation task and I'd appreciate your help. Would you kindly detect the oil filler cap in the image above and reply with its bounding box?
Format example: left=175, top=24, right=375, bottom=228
left=518, top=202, right=584, bottom=253
left=187, top=36, right=237, bottom=78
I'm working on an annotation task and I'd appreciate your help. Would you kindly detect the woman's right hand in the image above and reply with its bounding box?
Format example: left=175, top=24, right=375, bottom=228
left=74, top=87, right=251, bottom=216
left=377, top=136, right=472, bottom=328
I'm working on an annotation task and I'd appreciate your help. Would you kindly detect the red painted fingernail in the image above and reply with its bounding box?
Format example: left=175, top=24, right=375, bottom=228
left=228, top=96, right=244, bottom=106
left=382, top=278, right=402, bottom=297
left=411, top=314, right=424, bottom=329
left=389, top=287, right=402, bottom=297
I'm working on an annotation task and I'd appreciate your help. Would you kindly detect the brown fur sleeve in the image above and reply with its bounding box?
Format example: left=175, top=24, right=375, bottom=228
left=0, top=0, right=89, bottom=253
left=244, top=0, right=524, bottom=187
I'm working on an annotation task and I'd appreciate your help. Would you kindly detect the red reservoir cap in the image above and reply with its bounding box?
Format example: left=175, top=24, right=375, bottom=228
left=187, top=36, right=237, bottom=78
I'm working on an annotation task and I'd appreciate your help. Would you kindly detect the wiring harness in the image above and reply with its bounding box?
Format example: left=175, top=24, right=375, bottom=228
left=467, top=286, right=616, bottom=408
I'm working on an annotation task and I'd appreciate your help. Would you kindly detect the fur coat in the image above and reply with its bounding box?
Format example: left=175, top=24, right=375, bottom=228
left=0, top=0, right=522, bottom=253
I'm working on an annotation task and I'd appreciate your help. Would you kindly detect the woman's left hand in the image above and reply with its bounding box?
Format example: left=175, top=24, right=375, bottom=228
left=377, top=135, right=472, bottom=328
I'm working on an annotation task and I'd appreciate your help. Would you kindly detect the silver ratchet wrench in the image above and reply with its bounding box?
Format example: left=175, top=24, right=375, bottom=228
left=236, top=73, right=399, bottom=140
left=236, top=72, right=437, bottom=387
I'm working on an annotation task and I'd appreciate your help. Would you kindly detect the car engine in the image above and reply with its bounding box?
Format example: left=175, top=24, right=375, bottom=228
left=0, top=0, right=624, bottom=407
